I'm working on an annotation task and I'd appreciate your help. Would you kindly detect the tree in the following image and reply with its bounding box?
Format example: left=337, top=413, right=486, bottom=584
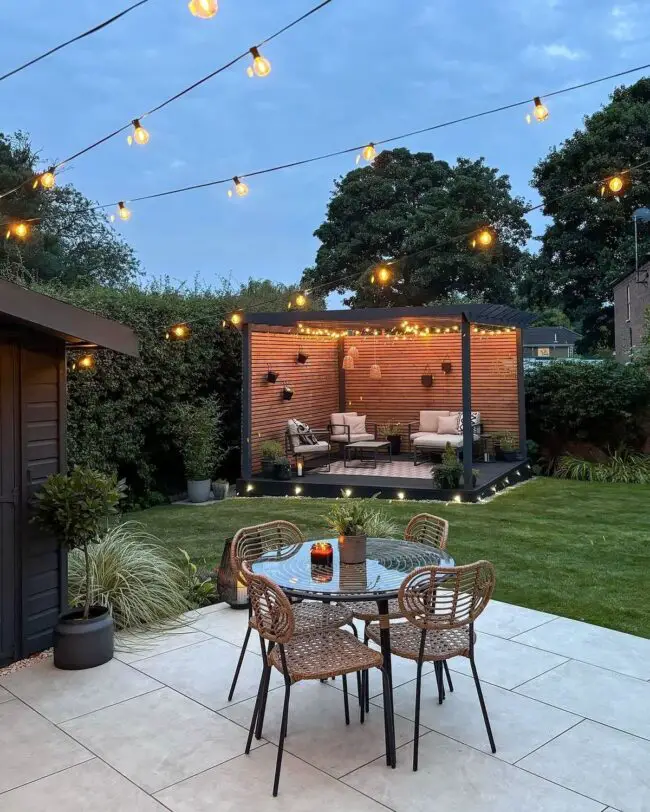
left=0, top=131, right=139, bottom=287
left=532, top=307, right=572, bottom=328
left=301, top=148, right=532, bottom=307
left=531, top=78, right=650, bottom=350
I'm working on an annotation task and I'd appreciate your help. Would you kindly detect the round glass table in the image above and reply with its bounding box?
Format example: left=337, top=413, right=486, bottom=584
left=251, top=537, right=455, bottom=768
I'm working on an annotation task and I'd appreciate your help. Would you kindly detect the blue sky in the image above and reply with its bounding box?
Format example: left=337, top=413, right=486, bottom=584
left=2, top=0, right=649, bottom=303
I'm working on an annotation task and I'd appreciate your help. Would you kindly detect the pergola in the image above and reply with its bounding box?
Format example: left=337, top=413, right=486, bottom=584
left=238, top=304, right=535, bottom=501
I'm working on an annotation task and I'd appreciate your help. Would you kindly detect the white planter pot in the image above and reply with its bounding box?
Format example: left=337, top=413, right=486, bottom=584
left=187, top=479, right=212, bottom=503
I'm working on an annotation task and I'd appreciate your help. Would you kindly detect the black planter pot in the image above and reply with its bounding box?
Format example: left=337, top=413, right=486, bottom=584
left=261, top=458, right=275, bottom=477
left=273, top=460, right=292, bottom=480
left=387, top=435, right=401, bottom=455
left=502, top=450, right=518, bottom=462
left=54, top=605, right=114, bottom=670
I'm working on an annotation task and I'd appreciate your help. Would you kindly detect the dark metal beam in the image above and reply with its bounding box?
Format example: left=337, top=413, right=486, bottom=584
left=516, top=327, right=527, bottom=459
left=461, top=314, right=473, bottom=492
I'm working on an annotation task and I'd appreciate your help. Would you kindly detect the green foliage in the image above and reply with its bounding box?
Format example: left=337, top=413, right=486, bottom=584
left=432, top=442, right=463, bottom=488
left=529, top=78, right=650, bottom=350
left=525, top=360, right=650, bottom=454
left=178, top=548, right=217, bottom=607
left=173, top=396, right=223, bottom=481
left=0, top=131, right=139, bottom=288
left=302, top=148, right=531, bottom=307
left=532, top=308, right=572, bottom=328
left=378, top=422, right=402, bottom=437
left=555, top=452, right=650, bottom=484
left=68, top=522, right=190, bottom=630
left=496, top=432, right=518, bottom=452
left=260, top=440, right=284, bottom=459
left=325, top=494, right=397, bottom=538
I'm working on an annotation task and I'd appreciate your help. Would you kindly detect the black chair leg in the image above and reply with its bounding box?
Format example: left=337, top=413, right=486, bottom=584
left=413, top=658, right=424, bottom=772
left=434, top=661, right=445, bottom=704
left=470, top=654, right=496, bottom=753
left=228, top=625, right=251, bottom=702
left=359, top=671, right=365, bottom=724
left=342, top=674, right=350, bottom=725
left=246, top=663, right=266, bottom=754
left=255, top=638, right=272, bottom=740
left=273, top=682, right=291, bottom=797
left=443, top=660, right=454, bottom=693
left=380, top=667, right=392, bottom=766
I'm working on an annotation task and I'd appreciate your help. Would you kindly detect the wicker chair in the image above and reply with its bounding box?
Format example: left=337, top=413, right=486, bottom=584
left=366, top=560, right=497, bottom=771
left=242, top=562, right=393, bottom=796
left=227, top=520, right=354, bottom=702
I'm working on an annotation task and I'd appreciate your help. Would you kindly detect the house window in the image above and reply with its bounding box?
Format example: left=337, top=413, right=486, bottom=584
left=629, top=326, right=634, bottom=352
left=568, top=346, right=574, bottom=358
left=626, top=285, right=631, bottom=321
left=537, top=347, right=550, bottom=357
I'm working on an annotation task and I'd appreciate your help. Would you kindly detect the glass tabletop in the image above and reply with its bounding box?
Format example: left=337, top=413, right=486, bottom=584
left=251, top=538, right=455, bottom=602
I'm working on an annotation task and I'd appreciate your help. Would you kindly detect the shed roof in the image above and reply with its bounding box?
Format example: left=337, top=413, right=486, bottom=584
left=0, top=280, right=139, bottom=356
left=244, top=304, right=535, bottom=330
left=523, top=326, right=582, bottom=346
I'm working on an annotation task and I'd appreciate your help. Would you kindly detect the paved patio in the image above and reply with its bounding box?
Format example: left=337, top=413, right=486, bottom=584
left=1, top=601, right=649, bottom=811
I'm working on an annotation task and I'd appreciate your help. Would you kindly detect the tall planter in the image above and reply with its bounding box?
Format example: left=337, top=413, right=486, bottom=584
left=387, top=434, right=401, bottom=455
left=54, top=607, right=114, bottom=670
left=187, top=479, right=212, bottom=503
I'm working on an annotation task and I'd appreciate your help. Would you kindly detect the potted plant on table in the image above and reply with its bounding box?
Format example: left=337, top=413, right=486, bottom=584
left=495, top=432, right=518, bottom=462
left=325, top=498, right=373, bottom=564
left=432, top=442, right=463, bottom=489
left=260, top=440, right=283, bottom=477
left=33, top=466, right=126, bottom=670
left=174, top=397, right=223, bottom=503
left=378, top=422, right=402, bottom=455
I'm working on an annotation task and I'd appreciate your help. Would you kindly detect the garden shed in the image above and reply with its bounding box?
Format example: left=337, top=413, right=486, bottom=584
left=0, top=280, right=138, bottom=666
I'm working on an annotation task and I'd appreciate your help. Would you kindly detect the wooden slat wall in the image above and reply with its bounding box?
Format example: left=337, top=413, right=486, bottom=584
left=342, top=333, right=520, bottom=440
left=250, top=332, right=339, bottom=472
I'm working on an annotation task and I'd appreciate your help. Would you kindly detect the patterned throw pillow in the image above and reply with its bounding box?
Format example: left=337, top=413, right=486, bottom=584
left=293, top=419, right=319, bottom=445
left=456, top=411, right=481, bottom=439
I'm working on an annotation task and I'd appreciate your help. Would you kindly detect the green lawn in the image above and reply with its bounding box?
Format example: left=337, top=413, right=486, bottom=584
left=136, top=478, right=650, bottom=639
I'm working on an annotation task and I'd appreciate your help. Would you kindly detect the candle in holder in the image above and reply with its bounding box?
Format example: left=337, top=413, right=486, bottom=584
left=310, top=542, right=333, bottom=566
left=297, top=459, right=303, bottom=477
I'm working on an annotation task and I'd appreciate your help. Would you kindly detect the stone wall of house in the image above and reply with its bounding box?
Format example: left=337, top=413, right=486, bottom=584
left=614, top=263, right=650, bottom=362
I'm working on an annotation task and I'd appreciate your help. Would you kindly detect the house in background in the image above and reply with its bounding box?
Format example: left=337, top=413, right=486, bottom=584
left=613, top=259, right=650, bottom=362
left=523, top=326, right=582, bottom=359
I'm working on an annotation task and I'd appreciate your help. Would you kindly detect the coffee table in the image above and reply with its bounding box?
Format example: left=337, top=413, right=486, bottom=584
left=344, top=440, right=392, bottom=468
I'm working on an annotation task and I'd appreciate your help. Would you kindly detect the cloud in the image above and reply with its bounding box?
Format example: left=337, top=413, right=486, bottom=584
left=169, top=159, right=187, bottom=170
left=524, top=42, right=585, bottom=62
left=609, top=4, right=636, bottom=41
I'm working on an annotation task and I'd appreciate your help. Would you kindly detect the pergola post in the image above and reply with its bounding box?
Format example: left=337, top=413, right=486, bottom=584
left=461, top=314, right=473, bottom=492
left=241, top=323, right=252, bottom=479
left=337, top=337, right=346, bottom=412
left=516, top=327, right=527, bottom=459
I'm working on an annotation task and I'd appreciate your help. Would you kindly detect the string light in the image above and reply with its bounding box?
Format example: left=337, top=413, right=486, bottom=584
left=76, top=354, right=96, bottom=371
left=356, top=143, right=376, bottom=164
left=116, top=201, right=131, bottom=221
left=526, top=96, right=549, bottom=124
left=601, top=173, right=626, bottom=197
left=6, top=222, right=30, bottom=240
left=165, top=323, right=192, bottom=341
left=471, top=227, right=496, bottom=249
left=226, top=311, right=243, bottom=326
left=288, top=290, right=310, bottom=309
left=246, top=47, right=271, bottom=78
left=33, top=168, right=56, bottom=190
left=188, top=0, right=218, bottom=18
left=127, top=118, right=150, bottom=146
left=370, top=265, right=393, bottom=286
left=228, top=176, right=249, bottom=198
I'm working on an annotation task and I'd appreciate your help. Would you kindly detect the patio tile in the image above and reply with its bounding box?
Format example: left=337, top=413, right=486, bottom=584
left=518, top=719, right=650, bottom=812
left=343, top=732, right=603, bottom=812
left=220, top=678, right=419, bottom=777
left=180, top=602, right=229, bottom=624
left=133, top=636, right=283, bottom=711
left=515, top=659, right=650, bottom=741
left=114, top=628, right=213, bottom=664
left=0, top=700, right=92, bottom=794
left=0, top=686, right=12, bottom=703
left=0, top=759, right=167, bottom=811
left=189, top=606, right=255, bottom=648
left=0, top=657, right=161, bottom=723
left=448, top=632, right=568, bottom=689
left=476, top=600, right=556, bottom=639
left=377, top=670, right=582, bottom=763
left=513, top=617, right=650, bottom=680
left=155, top=744, right=389, bottom=812
left=61, top=687, right=259, bottom=793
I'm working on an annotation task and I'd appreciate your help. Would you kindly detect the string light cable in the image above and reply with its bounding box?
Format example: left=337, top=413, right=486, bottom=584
left=0, top=0, right=155, bottom=84
left=0, top=0, right=334, bottom=202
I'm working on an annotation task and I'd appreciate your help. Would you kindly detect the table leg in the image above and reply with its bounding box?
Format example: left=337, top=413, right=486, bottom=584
left=376, top=598, right=396, bottom=768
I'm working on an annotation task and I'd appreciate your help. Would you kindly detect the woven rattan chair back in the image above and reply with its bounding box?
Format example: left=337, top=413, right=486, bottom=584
left=242, top=562, right=295, bottom=644
left=398, top=561, right=495, bottom=631
left=404, top=513, right=449, bottom=550
left=231, top=520, right=304, bottom=586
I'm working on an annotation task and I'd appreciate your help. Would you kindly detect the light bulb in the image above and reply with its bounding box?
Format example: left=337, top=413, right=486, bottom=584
left=248, top=47, right=271, bottom=78
left=362, top=143, right=376, bottom=161
left=526, top=96, right=549, bottom=124
left=77, top=354, right=95, bottom=370
left=230, top=312, right=242, bottom=326
left=477, top=228, right=494, bottom=247
left=295, top=292, right=307, bottom=307
left=118, top=202, right=131, bottom=221
left=166, top=323, right=191, bottom=341
left=130, top=119, right=150, bottom=146
left=608, top=175, right=624, bottom=194
left=40, top=169, right=56, bottom=190
left=188, top=0, right=218, bottom=18
left=229, top=176, right=249, bottom=198
left=13, top=222, right=29, bottom=239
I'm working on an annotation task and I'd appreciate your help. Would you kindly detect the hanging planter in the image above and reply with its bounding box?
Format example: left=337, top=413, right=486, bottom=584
left=282, top=385, right=294, bottom=401
left=348, top=345, right=359, bottom=360
left=369, top=363, right=382, bottom=381
left=441, top=358, right=453, bottom=375
left=421, top=365, right=434, bottom=387
left=342, top=354, right=355, bottom=370
left=266, top=366, right=279, bottom=383
left=296, top=348, right=309, bottom=364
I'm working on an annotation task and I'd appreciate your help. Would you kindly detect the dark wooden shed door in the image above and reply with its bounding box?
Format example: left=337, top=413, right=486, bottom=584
left=0, top=342, right=19, bottom=666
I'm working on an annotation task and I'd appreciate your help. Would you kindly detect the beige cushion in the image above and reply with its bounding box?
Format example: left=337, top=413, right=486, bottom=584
left=330, top=432, right=375, bottom=444
left=437, top=415, right=460, bottom=435
left=419, top=410, right=450, bottom=432
left=331, top=412, right=356, bottom=436
left=343, top=413, right=367, bottom=434
left=414, top=434, right=463, bottom=449
left=292, top=441, right=329, bottom=455
left=410, top=432, right=428, bottom=442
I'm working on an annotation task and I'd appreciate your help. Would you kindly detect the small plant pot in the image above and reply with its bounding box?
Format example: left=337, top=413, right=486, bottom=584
left=502, top=450, right=518, bottom=462
left=421, top=373, right=433, bottom=387
left=282, top=386, right=294, bottom=401
left=266, top=368, right=279, bottom=383
left=441, top=359, right=453, bottom=375
left=261, top=458, right=275, bottom=477
left=54, top=606, right=114, bottom=670
left=296, top=351, right=309, bottom=365
left=212, top=481, right=229, bottom=500
left=338, top=534, right=367, bottom=564
left=387, top=435, right=401, bottom=455
left=273, top=460, right=292, bottom=480
left=187, top=479, right=212, bottom=503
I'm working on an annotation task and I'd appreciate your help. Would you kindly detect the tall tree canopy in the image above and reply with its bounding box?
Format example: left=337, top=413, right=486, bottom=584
left=0, top=131, right=139, bottom=287
left=530, top=78, right=650, bottom=349
left=301, top=148, right=531, bottom=307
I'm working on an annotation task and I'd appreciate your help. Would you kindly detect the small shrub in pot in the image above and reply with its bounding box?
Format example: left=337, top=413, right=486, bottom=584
left=325, top=494, right=397, bottom=564
left=273, top=456, right=292, bottom=480
left=212, top=479, right=229, bottom=500
left=173, top=396, right=224, bottom=502
left=378, top=422, right=402, bottom=455
left=432, top=443, right=463, bottom=489
left=495, top=432, right=518, bottom=462
left=260, top=439, right=283, bottom=477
